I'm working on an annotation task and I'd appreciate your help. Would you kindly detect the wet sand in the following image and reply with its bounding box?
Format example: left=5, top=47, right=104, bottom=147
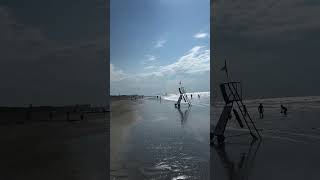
left=0, top=112, right=108, bottom=180
left=110, top=99, right=143, bottom=179
left=211, top=96, right=320, bottom=180
left=110, top=96, right=210, bottom=180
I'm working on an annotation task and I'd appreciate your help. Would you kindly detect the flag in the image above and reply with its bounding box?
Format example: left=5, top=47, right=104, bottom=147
left=220, top=59, right=229, bottom=79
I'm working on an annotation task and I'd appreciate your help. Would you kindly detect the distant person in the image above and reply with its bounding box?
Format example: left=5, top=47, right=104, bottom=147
left=198, top=94, right=200, bottom=99
left=281, top=104, right=287, bottom=115
left=157, top=96, right=158, bottom=99
left=258, top=103, right=264, bottom=119
left=191, top=94, right=193, bottom=99
left=243, top=105, right=248, bottom=117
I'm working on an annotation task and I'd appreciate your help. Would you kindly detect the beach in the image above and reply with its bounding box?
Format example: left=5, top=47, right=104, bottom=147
left=0, top=111, right=108, bottom=180
left=111, top=93, right=210, bottom=180
left=211, top=96, right=320, bottom=180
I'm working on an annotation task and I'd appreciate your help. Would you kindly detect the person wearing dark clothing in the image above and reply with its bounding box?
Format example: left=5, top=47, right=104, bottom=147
left=281, top=104, right=287, bottom=115
left=191, top=94, right=193, bottom=99
left=258, top=103, right=264, bottom=119
left=198, top=94, right=200, bottom=99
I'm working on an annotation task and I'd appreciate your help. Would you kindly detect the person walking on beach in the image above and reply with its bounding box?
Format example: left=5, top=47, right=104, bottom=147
left=281, top=104, right=287, bottom=115
left=191, top=94, right=193, bottom=99
left=258, top=103, right=264, bottom=119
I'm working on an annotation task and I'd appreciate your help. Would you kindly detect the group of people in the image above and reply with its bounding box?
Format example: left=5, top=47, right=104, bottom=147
left=257, top=103, right=288, bottom=119
left=186, top=94, right=201, bottom=99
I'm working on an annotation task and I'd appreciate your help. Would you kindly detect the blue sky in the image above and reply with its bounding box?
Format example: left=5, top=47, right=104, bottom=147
left=110, top=0, right=210, bottom=95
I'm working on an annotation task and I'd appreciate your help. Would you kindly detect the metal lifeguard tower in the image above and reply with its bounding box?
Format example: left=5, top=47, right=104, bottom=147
left=175, top=82, right=191, bottom=108
left=211, top=60, right=261, bottom=144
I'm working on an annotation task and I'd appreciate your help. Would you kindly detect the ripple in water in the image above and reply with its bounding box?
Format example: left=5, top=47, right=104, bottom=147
left=139, top=154, right=205, bottom=179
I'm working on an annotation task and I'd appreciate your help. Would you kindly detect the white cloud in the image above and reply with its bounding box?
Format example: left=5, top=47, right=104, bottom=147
left=110, top=64, right=128, bottom=82
left=155, top=40, right=167, bottom=48
left=157, top=46, right=210, bottom=75
left=111, top=46, right=210, bottom=94
left=144, top=66, right=156, bottom=70
left=146, top=55, right=157, bottom=61
left=113, top=46, right=210, bottom=80
left=194, top=32, right=209, bottom=39
left=141, top=55, right=157, bottom=65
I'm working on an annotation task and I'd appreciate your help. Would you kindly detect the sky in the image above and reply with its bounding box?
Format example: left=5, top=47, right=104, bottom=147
left=213, top=0, right=320, bottom=99
left=110, top=0, right=210, bottom=95
left=0, top=0, right=107, bottom=106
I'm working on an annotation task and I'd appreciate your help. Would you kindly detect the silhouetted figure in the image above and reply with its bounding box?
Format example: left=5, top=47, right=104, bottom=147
left=281, top=104, right=287, bottom=115
left=191, top=94, right=193, bottom=99
left=258, top=103, right=264, bottom=119
left=157, top=96, right=158, bottom=99
left=198, top=94, right=200, bottom=99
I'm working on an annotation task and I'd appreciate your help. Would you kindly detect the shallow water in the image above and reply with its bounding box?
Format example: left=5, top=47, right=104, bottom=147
left=122, top=98, right=210, bottom=179
left=211, top=96, right=320, bottom=180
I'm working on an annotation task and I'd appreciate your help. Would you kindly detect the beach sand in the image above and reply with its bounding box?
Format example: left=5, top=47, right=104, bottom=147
left=211, top=96, right=320, bottom=180
left=0, top=112, right=108, bottom=180
left=110, top=96, right=210, bottom=180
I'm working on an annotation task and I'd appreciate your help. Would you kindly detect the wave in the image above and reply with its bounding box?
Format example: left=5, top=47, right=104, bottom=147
left=162, top=91, right=210, bottom=107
